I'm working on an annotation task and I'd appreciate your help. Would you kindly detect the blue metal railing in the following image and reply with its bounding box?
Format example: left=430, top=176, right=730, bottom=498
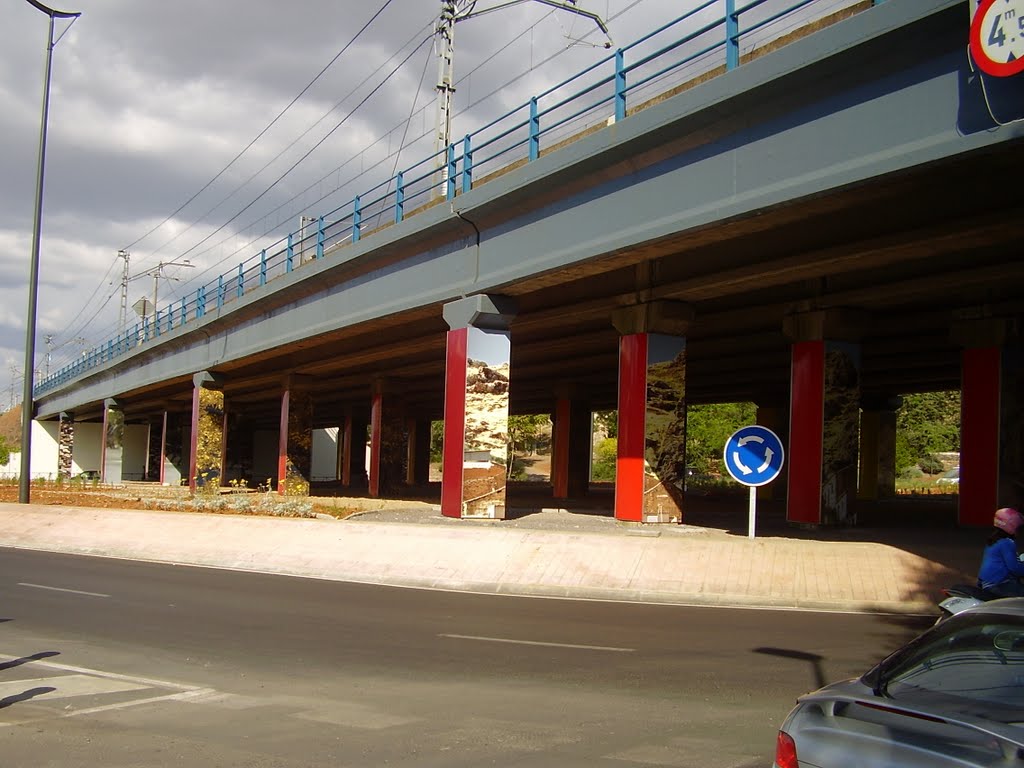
left=36, top=0, right=868, bottom=396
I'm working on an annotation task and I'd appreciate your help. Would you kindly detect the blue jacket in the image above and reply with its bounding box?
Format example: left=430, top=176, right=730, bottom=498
left=978, top=537, right=1024, bottom=589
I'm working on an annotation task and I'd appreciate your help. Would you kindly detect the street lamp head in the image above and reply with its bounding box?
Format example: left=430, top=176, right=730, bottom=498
left=22, top=0, right=80, bottom=19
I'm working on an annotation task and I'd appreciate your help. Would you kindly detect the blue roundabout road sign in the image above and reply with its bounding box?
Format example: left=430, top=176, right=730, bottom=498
left=723, top=425, right=785, bottom=487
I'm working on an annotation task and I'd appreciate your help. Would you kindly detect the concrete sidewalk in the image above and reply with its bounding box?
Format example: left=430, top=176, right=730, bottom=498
left=0, top=501, right=980, bottom=614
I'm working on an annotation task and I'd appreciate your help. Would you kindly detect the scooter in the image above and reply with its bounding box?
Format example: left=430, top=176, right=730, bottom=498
left=935, top=583, right=999, bottom=623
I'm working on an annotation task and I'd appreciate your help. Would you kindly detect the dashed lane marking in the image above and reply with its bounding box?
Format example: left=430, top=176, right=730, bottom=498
left=18, top=582, right=110, bottom=598
left=440, top=633, right=635, bottom=652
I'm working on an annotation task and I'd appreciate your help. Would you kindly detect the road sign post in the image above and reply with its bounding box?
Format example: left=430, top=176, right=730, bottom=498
left=723, top=425, right=785, bottom=539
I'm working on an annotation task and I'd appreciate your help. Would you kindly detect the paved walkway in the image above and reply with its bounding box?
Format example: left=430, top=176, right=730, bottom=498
left=0, top=496, right=982, bottom=614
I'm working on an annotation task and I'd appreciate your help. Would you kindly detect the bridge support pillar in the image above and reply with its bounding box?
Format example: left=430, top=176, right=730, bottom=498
left=858, top=396, right=901, bottom=501
left=369, top=380, right=407, bottom=498
left=161, top=410, right=188, bottom=487
left=611, top=301, right=693, bottom=524
left=406, top=417, right=431, bottom=487
left=341, top=407, right=369, bottom=489
left=784, top=309, right=865, bottom=526
left=189, top=372, right=226, bottom=493
left=551, top=385, right=591, bottom=499
left=100, top=398, right=124, bottom=485
left=277, top=377, right=312, bottom=496
left=953, top=318, right=1021, bottom=525
left=755, top=404, right=788, bottom=501
left=441, top=295, right=516, bottom=519
left=58, top=411, right=74, bottom=480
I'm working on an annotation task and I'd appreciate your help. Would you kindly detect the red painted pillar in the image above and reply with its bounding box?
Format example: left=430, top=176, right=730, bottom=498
left=277, top=388, right=290, bottom=494
left=189, top=385, right=202, bottom=493
left=960, top=347, right=1000, bottom=527
left=441, top=327, right=468, bottom=518
left=784, top=309, right=864, bottom=526
left=551, top=389, right=591, bottom=499
left=369, top=387, right=383, bottom=498
left=611, top=301, right=692, bottom=524
left=99, top=404, right=110, bottom=484
left=551, top=397, right=571, bottom=498
left=614, top=333, right=648, bottom=522
left=441, top=295, right=517, bottom=519
left=787, top=341, right=825, bottom=524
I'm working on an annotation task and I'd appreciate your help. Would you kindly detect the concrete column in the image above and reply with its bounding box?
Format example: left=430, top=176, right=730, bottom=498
left=159, top=411, right=168, bottom=485
left=953, top=318, right=1020, bottom=525
left=551, top=386, right=591, bottom=499
left=277, top=376, right=313, bottom=496
left=441, top=295, right=516, bottom=519
left=755, top=404, right=788, bottom=501
left=368, top=381, right=407, bottom=498
left=341, top=408, right=369, bottom=489
left=145, top=416, right=161, bottom=482
left=784, top=309, right=865, bottom=526
left=58, top=411, right=73, bottom=479
left=406, top=418, right=432, bottom=486
left=858, top=396, right=901, bottom=501
left=101, top=398, right=124, bottom=485
left=341, top=408, right=353, bottom=487
left=612, top=301, right=692, bottom=524
left=188, top=372, right=226, bottom=493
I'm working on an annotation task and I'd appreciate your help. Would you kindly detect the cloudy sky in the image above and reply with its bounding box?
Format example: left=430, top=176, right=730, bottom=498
left=0, top=0, right=859, bottom=408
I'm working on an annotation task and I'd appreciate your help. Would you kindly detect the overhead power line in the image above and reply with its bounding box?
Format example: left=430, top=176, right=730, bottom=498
left=120, top=0, right=398, bottom=256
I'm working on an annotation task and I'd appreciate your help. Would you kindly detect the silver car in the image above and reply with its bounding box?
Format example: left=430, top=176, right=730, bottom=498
left=774, top=599, right=1024, bottom=767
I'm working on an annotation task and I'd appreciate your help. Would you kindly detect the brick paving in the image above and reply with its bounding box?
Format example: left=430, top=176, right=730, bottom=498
left=0, top=497, right=982, bottom=614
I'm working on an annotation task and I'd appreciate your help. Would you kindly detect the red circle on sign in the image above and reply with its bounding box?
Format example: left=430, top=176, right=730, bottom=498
left=970, top=0, right=1024, bottom=77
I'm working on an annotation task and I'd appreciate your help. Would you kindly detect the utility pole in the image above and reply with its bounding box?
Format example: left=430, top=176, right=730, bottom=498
left=43, top=334, right=52, bottom=379
left=433, top=0, right=611, bottom=193
left=129, top=259, right=194, bottom=328
left=117, top=249, right=130, bottom=330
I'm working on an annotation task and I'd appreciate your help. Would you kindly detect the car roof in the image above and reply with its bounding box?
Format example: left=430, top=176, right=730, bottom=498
left=958, top=597, right=1024, bottom=618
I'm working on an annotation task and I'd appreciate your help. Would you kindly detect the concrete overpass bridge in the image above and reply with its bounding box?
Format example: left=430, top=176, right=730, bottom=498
left=29, top=0, right=1024, bottom=528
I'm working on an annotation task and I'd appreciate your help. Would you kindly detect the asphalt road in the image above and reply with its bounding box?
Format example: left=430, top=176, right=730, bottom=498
left=0, top=548, right=932, bottom=767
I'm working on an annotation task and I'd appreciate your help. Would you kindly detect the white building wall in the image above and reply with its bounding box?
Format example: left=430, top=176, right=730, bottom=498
left=311, top=427, right=339, bottom=482
left=122, top=424, right=149, bottom=481
left=72, top=422, right=103, bottom=476
left=32, top=420, right=60, bottom=479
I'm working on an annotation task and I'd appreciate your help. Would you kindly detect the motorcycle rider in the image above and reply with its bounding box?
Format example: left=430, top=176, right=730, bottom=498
left=977, top=507, right=1024, bottom=598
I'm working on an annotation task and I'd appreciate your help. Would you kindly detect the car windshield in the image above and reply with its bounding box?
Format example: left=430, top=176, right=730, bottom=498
left=871, top=613, right=1024, bottom=723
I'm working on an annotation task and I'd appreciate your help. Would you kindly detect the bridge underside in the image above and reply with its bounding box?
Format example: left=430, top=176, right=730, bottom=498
left=33, top=0, right=1023, bottom=527
left=62, top=139, right=1021, bottom=431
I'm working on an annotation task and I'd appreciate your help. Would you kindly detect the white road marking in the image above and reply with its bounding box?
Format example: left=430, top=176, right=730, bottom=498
left=440, top=633, right=634, bottom=652
left=61, top=687, right=217, bottom=718
left=0, top=653, right=200, bottom=692
left=0, top=674, right=148, bottom=700
left=18, top=582, right=109, bottom=598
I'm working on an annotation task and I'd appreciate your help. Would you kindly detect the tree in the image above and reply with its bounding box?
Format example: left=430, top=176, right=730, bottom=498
left=0, top=435, right=9, bottom=466
left=591, top=437, right=617, bottom=481
left=895, top=390, right=960, bottom=473
left=593, top=410, right=617, bottom=439
left=686, top=402, right=757, bottom=475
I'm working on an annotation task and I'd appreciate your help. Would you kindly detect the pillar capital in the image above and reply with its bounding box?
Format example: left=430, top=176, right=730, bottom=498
left=280, top=374, right=314, bottom=392
left=860, top=394, right=903, bottom=412
left=950, top=315, right=1012, bottom=348
left=783, top=307, right=868, bottom=343
left=443, top=294, right=517, bottom=331
left=611, top=301, right=694, bottom=336
left=193, top=370, right=224, bottom=390
left=104, top=397, right=120, bottom=409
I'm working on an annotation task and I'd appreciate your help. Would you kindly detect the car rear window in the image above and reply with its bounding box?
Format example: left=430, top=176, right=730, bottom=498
left=877, top=615, right=1024, bottom=722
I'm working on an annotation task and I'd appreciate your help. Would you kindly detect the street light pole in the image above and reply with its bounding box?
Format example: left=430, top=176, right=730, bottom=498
left=19, top=0, right=80, bottom=504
